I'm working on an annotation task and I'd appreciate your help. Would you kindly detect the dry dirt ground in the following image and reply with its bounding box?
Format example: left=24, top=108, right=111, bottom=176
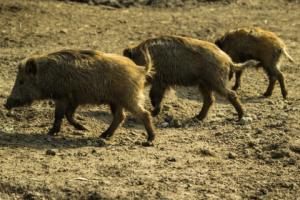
left=0, top=0, right=299, bottom=199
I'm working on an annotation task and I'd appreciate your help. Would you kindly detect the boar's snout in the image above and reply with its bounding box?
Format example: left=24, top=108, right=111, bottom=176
left=4, top=98, right=22, bottom=110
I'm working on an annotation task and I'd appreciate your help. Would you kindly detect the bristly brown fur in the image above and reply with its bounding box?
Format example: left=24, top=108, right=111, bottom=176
left=215, top=27, right=294, bottom=99
left=5, top=49, right=155, bottom=144
left=123, top=35, right=259, bottom=121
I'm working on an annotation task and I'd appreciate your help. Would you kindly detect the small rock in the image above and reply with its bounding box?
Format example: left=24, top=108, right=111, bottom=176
left=159, top=122, right=169, bottom=128
left=248, top=140, right=256, bottom=148
left=237, top=117, right=253, bottom=125
left=164, top=114, right=174, bottom=123
left=173, top=119, right=182, bottom=128
left=286, top=158, right=296, bottom=165
left=216, top=112, right=225, bottom=118
left=46, top=149, right=56, bottom=156
left=228, top=152, right=237, bottom=159
left=258, top=188, right=268, bottom=195
left=270, top=150, right=289, bottom=159
left=87, top=140, right=93, bottom=146
left=199, top=148, right=215, bottom=157
left=60, top=29, right=68, bottom=34
left=97, top=138, right=106, bottom=147
left=215, top=131, right=222, bottom=136
left=23, top=192, right=35, bottom=200
left=256, top=128, right=263, bottom=134
left=45, top=136, right=52, bottom=142
left=73, top=131, right=85, bottom=136
left=87, top=191, right=103, bottom=200
left=141, top=141, right=154, bottom=147
left=162, top=105, right=171, bottom=111
left=290, top=140, right=300, bottom=154
left=165, top=157, right=176, bottom=162
left=6, top=110, right=14, bottom=117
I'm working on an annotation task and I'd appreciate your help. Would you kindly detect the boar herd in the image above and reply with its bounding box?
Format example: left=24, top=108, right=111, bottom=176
left=4, top=27, right=294, bottom=145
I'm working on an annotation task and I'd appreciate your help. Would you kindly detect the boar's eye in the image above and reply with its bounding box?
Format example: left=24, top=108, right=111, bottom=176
left=19, top=80, right=24, bottom=85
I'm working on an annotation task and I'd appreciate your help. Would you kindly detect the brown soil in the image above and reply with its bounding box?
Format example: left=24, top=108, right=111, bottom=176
left=0, top=0, right=299, bottom=199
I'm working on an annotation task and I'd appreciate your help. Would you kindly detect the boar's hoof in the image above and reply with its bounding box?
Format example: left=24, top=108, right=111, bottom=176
left=99, top=131, right=113, bottom=139
left=47, top=128, right=60, bottom=136
left=282, top=90, right=288, bottom=99
left=194, top=114, right=206, bottom=121
left=232, top=85, right=239, bottom=91
left=263, top=92, right=272, bottom=98
left=151, top=108, right=160, bottom=117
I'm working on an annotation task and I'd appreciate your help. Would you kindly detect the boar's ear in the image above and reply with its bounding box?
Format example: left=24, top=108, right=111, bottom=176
left=215, top=39, right=221, bottom=47
left=25, top=58, right=37, bottom=76
left=123, top=48, right=132, bottom=59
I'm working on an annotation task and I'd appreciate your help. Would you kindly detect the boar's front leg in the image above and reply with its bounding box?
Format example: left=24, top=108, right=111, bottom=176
left=48, top=100, right=67, bottom=136
left=65, top=103, right=87, bottom=131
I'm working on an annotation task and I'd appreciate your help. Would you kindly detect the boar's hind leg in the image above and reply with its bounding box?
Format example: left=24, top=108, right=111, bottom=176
left=263, top=69, right=277, bottom=98
left=48, top=100, right=67, bottom=136
left=149, top=81, right=168, bottom=117
left=216, top=86, right=244, bottom=120
left=128, top=104, right=155, bottom=143
left=100, top=104, right=125, bottom=139
left=232, top=71, right=243, bottom=91
left=65, top=104, right=87, bottom=131
left=264, top=65, right=287, bottom=99
left=277, top=70, right=287, bottom=99
left=195, top=85, right=215, bottom=120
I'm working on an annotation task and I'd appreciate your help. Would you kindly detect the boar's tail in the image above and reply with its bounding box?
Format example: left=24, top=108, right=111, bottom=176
left=283, top=48, right=295, bottom=63
left=141, top=46, right=153, bottom=74
left=231, top=59, right=260, bottom=72
left=140, top=46, right=154, bottom=86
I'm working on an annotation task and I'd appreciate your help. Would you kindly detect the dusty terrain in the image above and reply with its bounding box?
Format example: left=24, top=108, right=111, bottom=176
left=0, top=0, right=299, bottom=199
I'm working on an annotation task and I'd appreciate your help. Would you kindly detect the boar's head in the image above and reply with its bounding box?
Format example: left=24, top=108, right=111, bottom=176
left=5, top=58, right=41, bottom=109
left=123, top=47, right=147, bottom=66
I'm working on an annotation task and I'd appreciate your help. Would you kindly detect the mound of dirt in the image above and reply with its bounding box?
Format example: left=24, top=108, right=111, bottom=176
left=61, top=0, right=233, bottom=8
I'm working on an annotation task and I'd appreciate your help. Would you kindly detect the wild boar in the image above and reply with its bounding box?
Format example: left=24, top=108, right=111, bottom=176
left=123, top=35, right=259, bottom=121
left=5, top=49, right=155, bottom=144
left=215, top=27, right=294, bottom=99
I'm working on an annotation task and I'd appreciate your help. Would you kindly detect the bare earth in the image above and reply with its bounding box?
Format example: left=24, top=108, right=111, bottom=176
left=0, top=0, right=299, bottom=199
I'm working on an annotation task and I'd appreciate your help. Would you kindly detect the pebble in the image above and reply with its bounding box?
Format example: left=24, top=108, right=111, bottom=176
left=141, top=141, right=154, bottom=147
left=270, top=150, right=289, bottom=159
left=165, top=157, right=176, bottom=162
left=237, top=117, right=253, bottom=125
left=228, top=152, right=237, bottom=159
left=199, top=148, right=215, bottom=157
left=256, top=128, right=263, bottom=134
left=87, top=140, right=93, bottom=146
left=159, top=122, right=169, bottom=128
left=290, top=140, right=300, bottom=154
left=97, top=138, right=106, bottom=147
left=45, top=149, right=56, bottom=156
left=172, top=119, right=182, bottom=128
